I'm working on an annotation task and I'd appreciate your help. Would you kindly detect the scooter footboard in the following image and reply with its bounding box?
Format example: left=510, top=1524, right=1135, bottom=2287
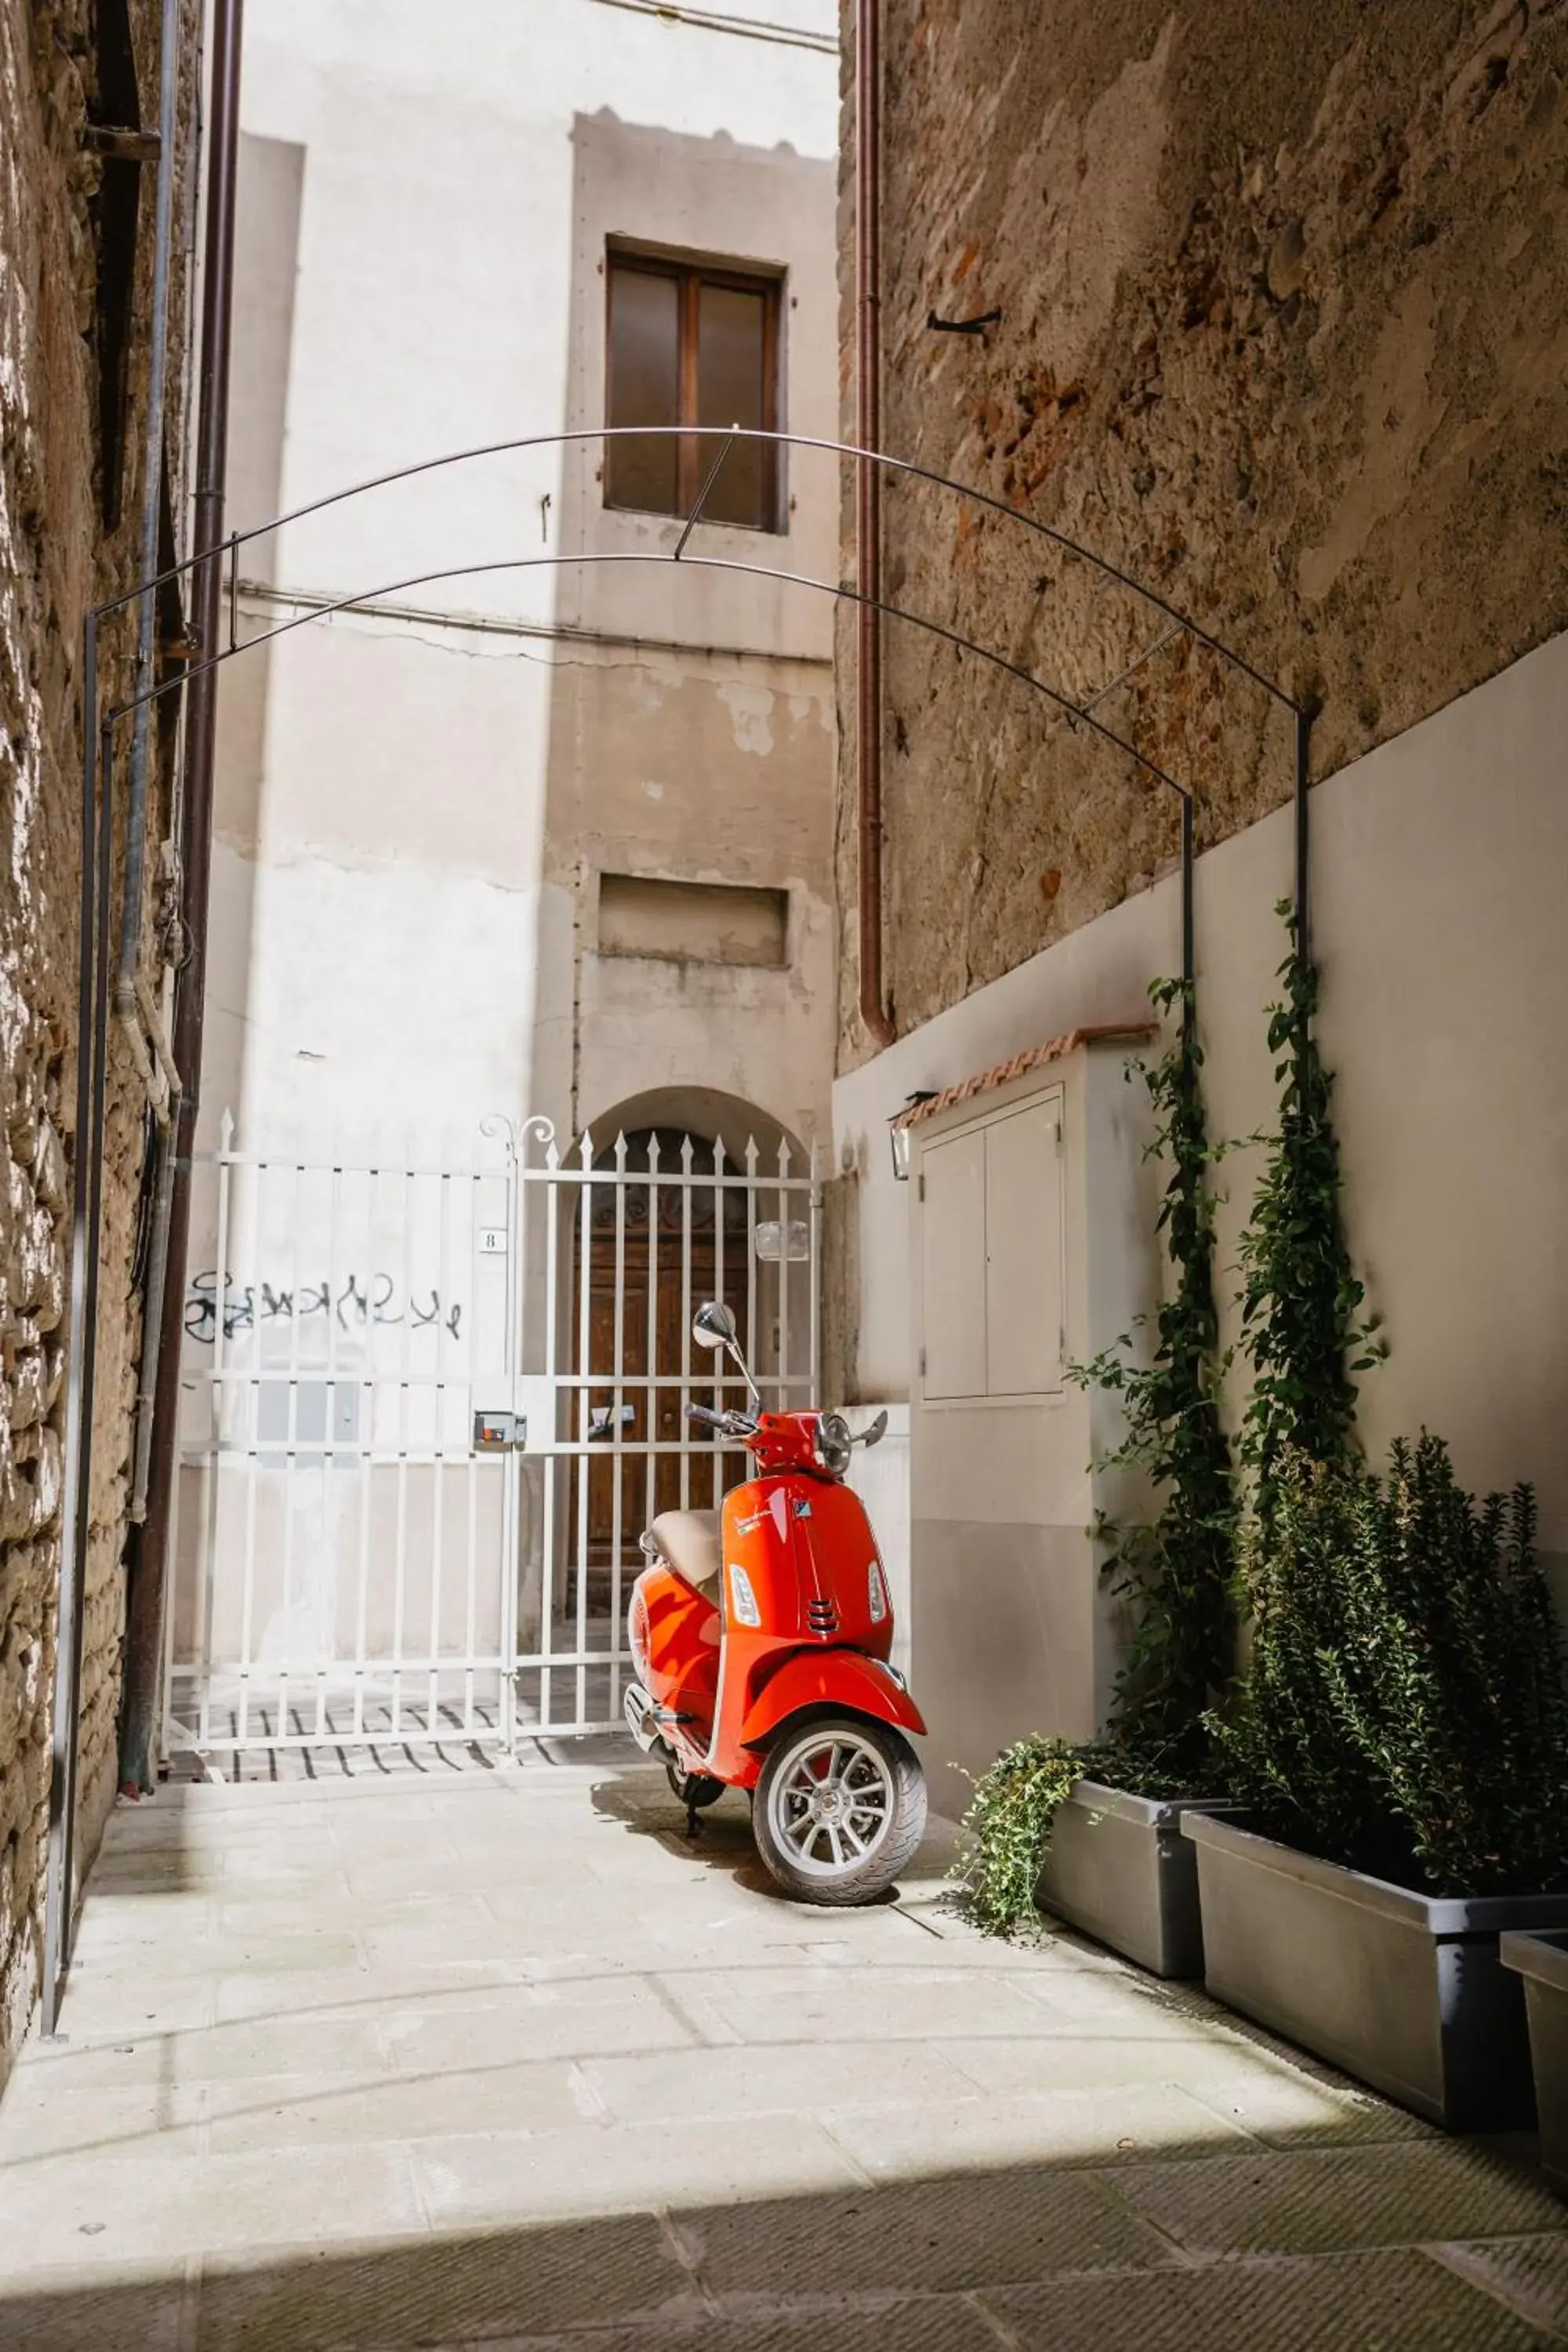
left=739, top=1650, right=927, bottom=1751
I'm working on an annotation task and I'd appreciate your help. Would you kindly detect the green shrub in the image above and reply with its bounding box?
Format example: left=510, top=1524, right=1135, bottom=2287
left=953, top=1736, right=1087, bottom=1936
left=1215, top=1436, right=1568, bottom=1896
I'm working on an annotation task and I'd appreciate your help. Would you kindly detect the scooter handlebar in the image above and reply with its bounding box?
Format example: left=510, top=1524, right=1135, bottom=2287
left=684, top=1403, right=757, bottom=1439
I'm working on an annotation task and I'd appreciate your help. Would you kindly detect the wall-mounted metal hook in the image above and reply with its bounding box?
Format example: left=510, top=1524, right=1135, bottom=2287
left=927, top=307, right=1002, bottom=336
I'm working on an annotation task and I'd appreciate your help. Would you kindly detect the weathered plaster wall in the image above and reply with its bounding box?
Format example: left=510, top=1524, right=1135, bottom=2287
left=0, top=0, right=196, bottom=2081
left=839, top=0, right=1568, bottom=1055
left=212, top=3, right=840, bottom=1192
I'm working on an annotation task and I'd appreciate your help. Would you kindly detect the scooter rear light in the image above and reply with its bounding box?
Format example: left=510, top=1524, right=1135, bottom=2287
left=867, top=1560, right=887, bottom=1623
left=728, top=1563, right=761, bottom=1627
left=629, top=1589, right=652, bottom=1679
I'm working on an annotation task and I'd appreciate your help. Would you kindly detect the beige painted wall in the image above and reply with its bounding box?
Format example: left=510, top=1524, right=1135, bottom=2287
left=835, top=624, right=1568, bottom=1755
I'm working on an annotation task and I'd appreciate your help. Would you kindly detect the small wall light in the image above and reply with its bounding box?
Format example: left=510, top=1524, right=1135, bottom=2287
left=888, top=1092, right=938, bottom=1181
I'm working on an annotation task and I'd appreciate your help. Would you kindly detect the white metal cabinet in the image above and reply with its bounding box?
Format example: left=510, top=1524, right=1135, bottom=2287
left=918, top=1091, right=1063, bottom=1403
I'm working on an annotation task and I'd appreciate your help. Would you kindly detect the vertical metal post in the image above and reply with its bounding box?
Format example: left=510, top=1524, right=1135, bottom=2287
left=1180, top=790, right=1196, bottom=1018
left=42, top=637, right=101, bottom=2037
left=808, top=1140, right=822, bottom=1409
left=116, top=0, right=183, bottom=1026
left=121, top=0, right=247, bottom=1791
left=855, top=0, right=893, bottom=1050
left=498, top=1122, right=522, bottom=1749
left=1294, top=704, right=1312, bottom=967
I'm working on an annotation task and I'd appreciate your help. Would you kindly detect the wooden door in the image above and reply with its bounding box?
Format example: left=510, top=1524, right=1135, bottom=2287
left=570, top=1141, right=750, bottom=1602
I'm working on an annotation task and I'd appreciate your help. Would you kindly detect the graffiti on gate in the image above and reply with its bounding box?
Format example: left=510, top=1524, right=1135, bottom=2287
left=184, top=1270, right=463, bottom=1346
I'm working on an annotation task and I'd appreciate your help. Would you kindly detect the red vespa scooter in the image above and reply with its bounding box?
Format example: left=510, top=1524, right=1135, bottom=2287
left=623, top=1301, right=927, bottom=1904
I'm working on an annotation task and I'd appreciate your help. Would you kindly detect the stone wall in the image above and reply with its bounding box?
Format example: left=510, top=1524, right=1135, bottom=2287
left=839, top=0, right=1568, bottom=1058
left=0, top=0, right=197, bottom=2081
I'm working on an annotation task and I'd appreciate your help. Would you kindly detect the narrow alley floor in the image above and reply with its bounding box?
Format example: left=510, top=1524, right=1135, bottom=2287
left=2, top=1745, right=1567, bottom=2350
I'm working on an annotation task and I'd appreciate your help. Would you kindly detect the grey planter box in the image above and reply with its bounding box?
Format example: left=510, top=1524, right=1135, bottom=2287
left=1501, top=1931, right=1568, bottom=2194
left=1184, top=1810, right=1568, bottom=2130
left=1035, top=1781, right=1237, bottom=1979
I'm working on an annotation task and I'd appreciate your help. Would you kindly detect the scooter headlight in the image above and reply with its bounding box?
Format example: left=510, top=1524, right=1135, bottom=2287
left=867, top=1559, right=887, bottom=1623
left=815, top=1411, right=854, bottom=1479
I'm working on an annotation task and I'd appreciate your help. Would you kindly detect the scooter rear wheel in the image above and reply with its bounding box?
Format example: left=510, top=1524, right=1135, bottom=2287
left=753, top=1717, right=926, bottom=1904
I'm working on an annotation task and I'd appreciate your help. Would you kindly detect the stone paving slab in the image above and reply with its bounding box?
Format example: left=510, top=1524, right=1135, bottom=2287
left=1109, top=2140, right=1566, bottom=2257
left=988, top=2247, right=1559, bottom=2350
left=671, top=2166, right=1179, bottom=2296
left=821, top=2079, right=1258, bottom=2179
left=0, top=1747, right=1565, bottom=2347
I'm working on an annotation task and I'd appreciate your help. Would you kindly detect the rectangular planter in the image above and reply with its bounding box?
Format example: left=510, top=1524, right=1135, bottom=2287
left=1501, top=1931, right=1568, bottom=2194
left=1036, top=1781, right=1237, bottom=1979
left=1184, top=1810, right=1568, bottom=2130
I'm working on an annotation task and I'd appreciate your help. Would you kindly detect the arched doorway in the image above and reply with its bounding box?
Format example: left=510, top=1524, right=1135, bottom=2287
left=574, top=1128, right=750, bottom=1588
left=564, top=1094, right=815, bottom=1621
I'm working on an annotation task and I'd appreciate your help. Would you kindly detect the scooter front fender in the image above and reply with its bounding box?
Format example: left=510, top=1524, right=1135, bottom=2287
left=740, top=1650, right=927, bottom=1751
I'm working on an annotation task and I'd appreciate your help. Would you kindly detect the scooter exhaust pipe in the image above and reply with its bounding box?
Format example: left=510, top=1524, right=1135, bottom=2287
left=622, top=1682, right=661, bottom=1755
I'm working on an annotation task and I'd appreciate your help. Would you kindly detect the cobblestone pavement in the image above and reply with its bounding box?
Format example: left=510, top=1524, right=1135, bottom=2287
left=2, top=1740, right=1567, bottom=2349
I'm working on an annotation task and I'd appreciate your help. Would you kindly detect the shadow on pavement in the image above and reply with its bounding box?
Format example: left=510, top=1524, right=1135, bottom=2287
left=2, top=2139, right=1566, bottom=2351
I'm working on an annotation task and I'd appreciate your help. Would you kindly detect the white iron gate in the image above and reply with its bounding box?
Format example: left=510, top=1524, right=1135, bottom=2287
left=166, top=1113, right=820, bottom=1752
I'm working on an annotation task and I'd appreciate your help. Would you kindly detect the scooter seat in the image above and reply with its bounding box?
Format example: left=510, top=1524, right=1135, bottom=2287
left=648, top=1509, right=722, bottom=1599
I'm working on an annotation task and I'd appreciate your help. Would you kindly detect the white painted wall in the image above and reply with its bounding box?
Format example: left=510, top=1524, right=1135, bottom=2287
left=836, top=625, right=1568, bottom=1728
left=201, top=0, right=840, bottom=1184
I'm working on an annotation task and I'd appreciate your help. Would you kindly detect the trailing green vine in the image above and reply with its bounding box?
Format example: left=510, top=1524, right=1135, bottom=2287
left=1236, top=902, right=1381, bottom=1523
left=956, top=1736, right=1085, bottom=1936
left=1072, top=976, right=1236, bottom=1772
left=953, top=978, right=1236, bottom=1933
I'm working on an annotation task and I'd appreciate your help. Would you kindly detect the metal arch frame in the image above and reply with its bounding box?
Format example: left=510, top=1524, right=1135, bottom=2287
left=44, top=422, right=1313, bottom=2027
left=82, top=419, right=1315, bottom=959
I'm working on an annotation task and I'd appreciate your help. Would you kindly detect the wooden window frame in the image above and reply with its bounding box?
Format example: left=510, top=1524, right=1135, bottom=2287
left=604, top=246, right=782, bottom=532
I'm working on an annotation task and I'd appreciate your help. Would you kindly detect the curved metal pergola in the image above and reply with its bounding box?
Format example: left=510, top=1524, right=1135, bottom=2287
left=44, top=424, right=1312, bottom=2031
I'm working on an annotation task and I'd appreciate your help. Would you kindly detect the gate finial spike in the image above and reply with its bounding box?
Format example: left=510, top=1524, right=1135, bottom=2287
left=744, top=1135, right=759, bottom=1175
left=220, top=1106, right=235, bottom=1154
left=646, top=1131, right=662, bottom=1176
left=777, top=1134, right=792, bottom=1178
left=680, top=1133, right=695, bottom=1173
left=713, top=1134, right=728, bottom=1178
left=578, top=1127, right=594, bottom=1171
left=612, top=1130, right=629, bottom=1171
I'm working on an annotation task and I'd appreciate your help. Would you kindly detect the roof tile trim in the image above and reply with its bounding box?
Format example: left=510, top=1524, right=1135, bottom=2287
left=888, top=1024, right=1156, bottom=1131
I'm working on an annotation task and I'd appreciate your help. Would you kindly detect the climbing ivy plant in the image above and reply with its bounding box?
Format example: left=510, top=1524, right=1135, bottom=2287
left=1071, top=976, right=1236, bottom=1771
left=1236, top=903, right=1381, bottom=1523
left=954, top=978, right=1236, bottom=1933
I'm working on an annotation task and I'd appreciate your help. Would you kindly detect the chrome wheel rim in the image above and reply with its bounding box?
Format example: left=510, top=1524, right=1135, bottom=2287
left=767, top=1730, right=895, bottom=1878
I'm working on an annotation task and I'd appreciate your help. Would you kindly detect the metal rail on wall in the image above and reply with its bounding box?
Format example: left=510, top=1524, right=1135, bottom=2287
left=42, top=420, right=1309, bottom=2027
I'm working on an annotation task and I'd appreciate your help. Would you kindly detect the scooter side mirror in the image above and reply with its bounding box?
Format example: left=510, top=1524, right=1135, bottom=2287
left=692, top=1301, right=738, bottom=1351
left=860, top=1410, right=889, bottom=1449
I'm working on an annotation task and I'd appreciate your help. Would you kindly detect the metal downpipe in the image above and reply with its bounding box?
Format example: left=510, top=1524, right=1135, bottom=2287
left=42, top=706, right=114, bottom=2034
left=855, top=0, right=893, bottom=1050
left=118, top=0, right=245, bottom=1795
left=121, top=0, right=183, bottom=1538
left=1294, top=704, right=1312, bottom=967
left=115, top=0, right=181, bottom=1085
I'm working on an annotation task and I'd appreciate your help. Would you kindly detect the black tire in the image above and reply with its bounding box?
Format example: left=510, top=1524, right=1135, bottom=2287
left=665, top=1757, right=725, bottom=1809
left=753, top=1716, right=926, bottom=1904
